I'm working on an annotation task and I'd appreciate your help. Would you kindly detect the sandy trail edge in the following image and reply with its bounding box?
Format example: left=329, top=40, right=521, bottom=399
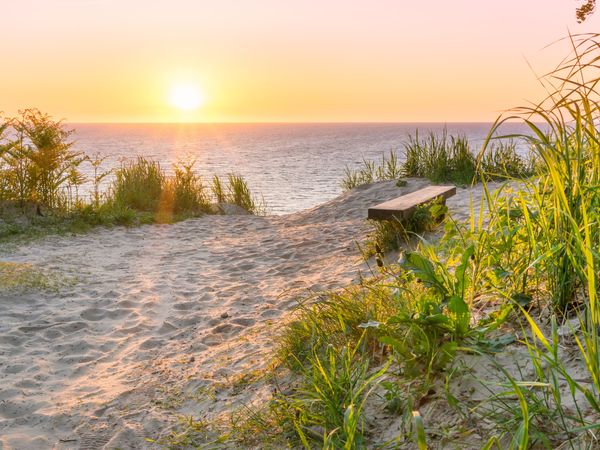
left=0, top=179, right=490, bottom=449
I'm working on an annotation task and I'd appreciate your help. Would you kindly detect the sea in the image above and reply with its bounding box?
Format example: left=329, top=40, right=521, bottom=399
left=70, top=122, right=533, bottom=215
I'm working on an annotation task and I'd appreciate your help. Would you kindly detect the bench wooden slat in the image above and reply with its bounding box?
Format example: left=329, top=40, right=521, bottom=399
left=368, top=185, right=456, bottom=221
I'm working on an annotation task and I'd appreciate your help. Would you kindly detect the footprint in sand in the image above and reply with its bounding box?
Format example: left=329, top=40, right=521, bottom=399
left=158, top=321, right=178, bottom=334
left=0, top=399, right=45, bottom=419
left=139, top=337, right=165, bottom=350
left=4, top=364, right=27, bottom=374
left=80, top=307, right=107, bottom=321
left=173, top=301, right=196, bottom=311
left=231, top=317, right=256, bottom=327
left=260, top=308, right=282, bottom=319
left=55, top=321, right=89, bottom=334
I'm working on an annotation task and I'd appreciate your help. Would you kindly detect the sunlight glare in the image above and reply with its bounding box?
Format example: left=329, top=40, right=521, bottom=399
left=169, top=84, right=204, bottom=111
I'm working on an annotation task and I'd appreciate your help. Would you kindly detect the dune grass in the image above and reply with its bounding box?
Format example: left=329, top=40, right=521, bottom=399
left=169, top=33, right=600, bottom=449
left=0, top=261, right=71, bottom=291
left=402, top=131, right=477, bottom=184
left=362, top=196, right=448, bottom=258
left=212, top=173, right=266, bottom=215
left=342, top=131, right=535, bottom=192
left=111, top=157, right=165, bottom=212
left=0, top=117, right=265, bottom=239
left=341, top=151, right=404, bottom=190
left=470, top=34, right=600, bottom=447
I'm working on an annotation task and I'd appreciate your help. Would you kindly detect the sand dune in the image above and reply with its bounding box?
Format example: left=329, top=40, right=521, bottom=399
left=0, top=179, right=492, bottom=449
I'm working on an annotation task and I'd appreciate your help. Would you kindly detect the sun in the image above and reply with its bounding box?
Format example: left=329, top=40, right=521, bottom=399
left=169, top=84, right=204, bottom=111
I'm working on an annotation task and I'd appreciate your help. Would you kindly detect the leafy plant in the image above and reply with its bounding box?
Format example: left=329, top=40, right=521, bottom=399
left=478, top=140, right=536, bottom=180
left=363, top=197, right=448, bottom=257
left=1, top=109, right=85, bottom=209
left=402, top=130, right=477, bottom=185
left=277, top=340, right=388, bottom=449
left=111, top=156, right=164, bottom=212
left=227, top=173, right=265, bottom=214
left=341, top=151, right=404, bottom=190
left=164, top=159, right=211, bottom=215
left=0, top=113, right=266, bottom=239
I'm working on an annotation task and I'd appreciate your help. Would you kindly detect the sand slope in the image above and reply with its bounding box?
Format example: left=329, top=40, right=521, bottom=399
left=0, top=179, right=491, bottom=449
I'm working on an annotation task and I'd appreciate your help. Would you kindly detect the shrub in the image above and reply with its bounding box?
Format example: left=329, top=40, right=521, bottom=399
left=210, top=174, right=265, bottom=215
left=1, top=109, right=85, bottom=209
left=341, top=151, right=404, bottom=190
left=402, top=130, right=476, bottom=185
left=211, top=174, right=226, bottom=203
left=111, top=157, right=164, bottom=212
left=166, top=160, right=210, bottom=214
left=0, top=113, right=265, bottom=238
left=479, top=140, right=536, bottom=180
left=363, top=197, right=448, bottom=257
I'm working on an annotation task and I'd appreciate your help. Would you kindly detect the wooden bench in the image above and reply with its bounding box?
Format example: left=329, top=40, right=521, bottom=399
left=367, top=185, right=456, bottom=221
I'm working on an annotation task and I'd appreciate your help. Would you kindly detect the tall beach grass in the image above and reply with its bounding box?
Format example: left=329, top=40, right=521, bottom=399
left=0, top=113, right=265, bottom=238
left=341, top=131, right=534, bottom=192
left=201, top=33, right=600, bottom=449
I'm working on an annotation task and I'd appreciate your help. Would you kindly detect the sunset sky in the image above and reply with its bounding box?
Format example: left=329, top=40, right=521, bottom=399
left=2, top=1, right=599, bottom=123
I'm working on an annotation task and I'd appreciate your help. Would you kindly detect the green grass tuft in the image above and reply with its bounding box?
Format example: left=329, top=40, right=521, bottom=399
left=0, top=261, right=73, bottom=291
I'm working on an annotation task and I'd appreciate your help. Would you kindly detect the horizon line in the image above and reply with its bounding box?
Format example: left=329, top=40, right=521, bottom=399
left=65, top=120, right=529, bottom=125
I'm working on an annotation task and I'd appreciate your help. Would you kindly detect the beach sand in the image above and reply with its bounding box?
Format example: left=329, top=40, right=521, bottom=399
left=0, top=179, right=492, bottom=449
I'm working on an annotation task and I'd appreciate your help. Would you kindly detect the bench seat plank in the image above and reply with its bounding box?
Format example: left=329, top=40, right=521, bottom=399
left=368, top=185, right=456, bottom=220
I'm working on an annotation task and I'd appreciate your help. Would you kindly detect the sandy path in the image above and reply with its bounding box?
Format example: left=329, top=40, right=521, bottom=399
left=0, top=179, right=487, bottom=449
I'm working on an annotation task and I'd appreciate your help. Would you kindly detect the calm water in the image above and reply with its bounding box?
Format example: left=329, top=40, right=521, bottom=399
left=71, top=123, right=532, bottom=214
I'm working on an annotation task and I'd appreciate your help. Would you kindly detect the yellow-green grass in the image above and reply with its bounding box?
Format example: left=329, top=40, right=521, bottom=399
left=1, top=114, right=265, bottom=240
left=0, top=261, right=70, bottom=291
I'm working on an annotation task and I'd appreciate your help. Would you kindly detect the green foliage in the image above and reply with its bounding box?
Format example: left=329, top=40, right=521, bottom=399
left=480, top=36, right=600, bottom=313
left=227, top=173, right=266, bottom=215
left=0, top=113, right=265, bottom=238
left=0, top=109, right=85, bottom=209
left=401, top=244, right=474, bottom=338
left=278, top=284, right=397, bottom=370
left=341, top=151, right=404, bottom=190
left=276, top=340, right=388, bottom=449
left=363, top=197, right=448, bottom=257
left=478, top=140, right=536, bottom=180
left=370, top=245, right=474, bottom=381
left=211, top=174, right=226, bottom=203
left=226, top=34, right=600, bottom=449
left=209, top=174, right=266, bottom=215
left=273, top=247, right=480, bottom=446
left=86, top=153, right=112, bottom=209
left=0, top=261, right=72, bottom=291
left=363, top=220, right=406, bottom=258
left=413, top=411, right=427, bottom=450
left=458, top=33, right=600, bottom=447
left=111, top=157, right=164, bottom=212
left=110, top=160, right=262, bottom=220
left=162, top=160, right=211, bottom=215
left=402, top=130, right=476, bottom=185
left=402, top=131, right=535, bottom=185
left=278, top=66, right=600, bottom=443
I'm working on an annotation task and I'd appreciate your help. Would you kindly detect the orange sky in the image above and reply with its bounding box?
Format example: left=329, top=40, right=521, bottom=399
left=2, top=1, right=599, bottom=122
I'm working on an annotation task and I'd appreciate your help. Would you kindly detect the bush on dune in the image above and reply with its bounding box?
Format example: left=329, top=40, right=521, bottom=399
left=340, top=151, right=404, bottom=190
left=341, top=130, right=536, bottom=192
left=224, top=34, right=600, bottom=449
left=0, top=111, right=264, bottom=238
left=111, top=157, right=164, bottom=212
left=0, top=109, right=85, bottom=210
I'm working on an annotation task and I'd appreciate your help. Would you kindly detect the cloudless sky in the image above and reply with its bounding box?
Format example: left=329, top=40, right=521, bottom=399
left=2, top=0, right=599, bottom=122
